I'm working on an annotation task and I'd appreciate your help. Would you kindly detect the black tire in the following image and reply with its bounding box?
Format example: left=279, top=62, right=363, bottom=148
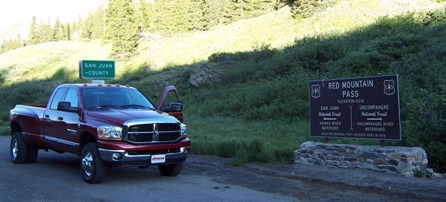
left=26, top=146, right=38, bottom=163
left=158, top=162, right=183, bottom=176
left=81, top=143, right=105, bottom=184
left=10, top=133, right=28, bottom=164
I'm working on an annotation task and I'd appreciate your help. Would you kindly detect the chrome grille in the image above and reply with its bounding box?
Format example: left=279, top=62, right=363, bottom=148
left=125, top=123, right=181, bottom=144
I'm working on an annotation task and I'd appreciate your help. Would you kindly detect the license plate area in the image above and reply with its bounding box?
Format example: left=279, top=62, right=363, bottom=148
left=151, top=154, right=166, bottom=164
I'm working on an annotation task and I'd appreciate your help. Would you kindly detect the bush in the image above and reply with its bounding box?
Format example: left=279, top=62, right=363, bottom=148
left=185, top=9, right=446, bottom=171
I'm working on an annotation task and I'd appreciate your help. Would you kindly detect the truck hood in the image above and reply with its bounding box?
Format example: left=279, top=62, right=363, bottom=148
left=85, top=109, right=179, bottom=126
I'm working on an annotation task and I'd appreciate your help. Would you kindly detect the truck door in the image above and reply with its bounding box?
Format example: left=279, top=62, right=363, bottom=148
left=43, top=87, right=67, bottom=150
left=43, top=88, right=80, bottom=154
left=56, top=88, right=81, bottom=154
left=156, top=86, right=184, bottom=122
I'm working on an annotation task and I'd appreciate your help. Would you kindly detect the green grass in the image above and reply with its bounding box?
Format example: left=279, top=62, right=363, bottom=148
left=187, top=115, right=309, bottom=165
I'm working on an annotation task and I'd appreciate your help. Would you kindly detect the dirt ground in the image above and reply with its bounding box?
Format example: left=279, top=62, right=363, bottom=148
left=186, top=155, right=446, bottom=201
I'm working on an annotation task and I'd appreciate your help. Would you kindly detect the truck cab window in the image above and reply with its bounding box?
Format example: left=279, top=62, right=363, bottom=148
left=64, top=88, right=79, bottom=108
left=50, top=87, right=67, bottom=110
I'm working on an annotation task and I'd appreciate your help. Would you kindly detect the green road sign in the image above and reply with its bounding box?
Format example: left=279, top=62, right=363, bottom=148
left=79, top=60, right=115, bottom=79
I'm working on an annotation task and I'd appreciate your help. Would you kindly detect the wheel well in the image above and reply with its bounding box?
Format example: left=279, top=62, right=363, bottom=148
left=10, top=121, right=21, bottom=136
left=79, top=132, right=96, bottom=153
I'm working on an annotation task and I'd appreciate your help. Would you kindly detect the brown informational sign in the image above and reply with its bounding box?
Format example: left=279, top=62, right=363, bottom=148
left=309, top=75, right=401, bottom=140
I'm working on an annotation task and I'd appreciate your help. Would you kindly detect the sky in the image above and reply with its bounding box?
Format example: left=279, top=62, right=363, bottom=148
left=0, top=0, right=108, bottom=38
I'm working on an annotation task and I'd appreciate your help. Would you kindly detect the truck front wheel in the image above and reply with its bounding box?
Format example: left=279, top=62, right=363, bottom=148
left=81, top=143, right=105, bottom=183
left=10, top=132, right=38, bottom=164
left=158, top=162, right=183, bottom=176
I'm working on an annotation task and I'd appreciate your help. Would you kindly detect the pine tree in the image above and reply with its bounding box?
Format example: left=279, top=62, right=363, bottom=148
left=147, top=0, right=163, bottom=33
left=91, top=6, right=106, bottom=39
left=38, top=18, right=54, bottom=43
left=28, top=16, right=39, bottom=45
left=170, top=0, right=189, bottom=33
left=202, top=0, right=226, bottom=29
left=53, top=18, right=62, bottom=41
left=105, top=0, right=139, bottom=58
left=66, top=24, right=71, bottom=41
left=291, top=0, right=322, bottom=19
left=224, top=0, right=253, bottom=24
left=59, top=23, right=71, bottom=41
left=187, top=0, right=202, bottom=31
left=138, top=0, right=151, bottom=32
left=81, top=16, right=93, bottom=39
left=223, top=0, right=278, bottom=24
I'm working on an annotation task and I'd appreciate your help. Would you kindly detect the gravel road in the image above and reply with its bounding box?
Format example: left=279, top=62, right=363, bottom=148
left=187, top=155, right=446, bottom=201
left=1, top=136, right=445, bottom=201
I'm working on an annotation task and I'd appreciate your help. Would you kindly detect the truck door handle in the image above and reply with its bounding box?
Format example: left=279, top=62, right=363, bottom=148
left=58, top=117, right=64, bottom=121
left=44, top=114, right=50, bottom=119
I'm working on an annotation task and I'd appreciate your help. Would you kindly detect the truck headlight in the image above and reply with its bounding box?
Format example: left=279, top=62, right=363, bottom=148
left=180, top=123, right=187, bottom=137
left=98, top=125, right=123, bottom=140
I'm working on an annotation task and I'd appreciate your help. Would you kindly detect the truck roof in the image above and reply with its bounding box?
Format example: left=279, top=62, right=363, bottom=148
left=57, top=83, right=136, bottom=90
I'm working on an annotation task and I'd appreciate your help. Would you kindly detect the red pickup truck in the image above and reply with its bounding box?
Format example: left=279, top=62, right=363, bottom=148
left=9, top=83, right=190, bottom=183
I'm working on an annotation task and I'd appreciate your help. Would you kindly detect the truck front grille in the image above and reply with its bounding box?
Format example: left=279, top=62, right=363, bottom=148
left=125, top=123, right=181, bottom=144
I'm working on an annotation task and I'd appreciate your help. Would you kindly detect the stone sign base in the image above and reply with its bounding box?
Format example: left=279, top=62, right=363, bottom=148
left=294, top=141, right=428, bottom=177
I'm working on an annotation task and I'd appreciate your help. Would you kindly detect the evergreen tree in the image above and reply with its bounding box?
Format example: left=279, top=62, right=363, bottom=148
left=38, top=18, right=54, bottom=43
left=149, top=0, right=175, bottom=34
left=53, top=18, right=62, bottom=41
left=81, top=15, right=93, bottom=39
left=146, top=0, right=163, bottom=33
left=28, top=16, right=39, bottom=45
left=4, top=34, right=24, bottom=52
left=170, top=0, right=189, bottom=33
left=291, top=0, right=322, bottom=19
left=187, top=0, right=203, bottom=31
left=59, top=23, right=71, bottom=41
left=71, top=20, right=79, bottom=37
left=202, top=0, right=226, bottom=29
left=223, top=0, right=278, bottom=24
left=223, top=0, right=254, bottom=24
left=91, top=6, right=106, bottom=39
left=138, top=0, right=151, bottom=32
left=105, top=0, right=139, bottom=58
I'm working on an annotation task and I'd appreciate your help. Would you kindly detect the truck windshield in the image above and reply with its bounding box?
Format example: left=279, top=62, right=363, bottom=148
left=83, top=87, right=155, bottom=110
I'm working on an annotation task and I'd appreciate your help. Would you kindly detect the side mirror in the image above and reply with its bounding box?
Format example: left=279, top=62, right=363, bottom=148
left=57, top=101, right=79, bottom=113
left=164, top=102, right=182, bottom=112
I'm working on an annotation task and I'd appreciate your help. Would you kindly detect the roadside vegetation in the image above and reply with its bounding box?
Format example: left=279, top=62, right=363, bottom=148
left=0, top=0, right=445, bottom=172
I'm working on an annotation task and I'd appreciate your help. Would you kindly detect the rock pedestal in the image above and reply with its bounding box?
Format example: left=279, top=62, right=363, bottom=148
left=294, top=141, right=428, bottom=177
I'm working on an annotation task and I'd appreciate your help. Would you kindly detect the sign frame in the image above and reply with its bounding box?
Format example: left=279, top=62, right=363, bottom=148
left=79, top=60, right=115, bottom=80
left=309, top=74, right=402, bottom=141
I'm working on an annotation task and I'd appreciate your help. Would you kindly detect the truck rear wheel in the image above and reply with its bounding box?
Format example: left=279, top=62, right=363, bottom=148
left=81, top=143, right=105, bottom=183
left=158, top=162, right=183, bottom=176
left=10, top=132, right=38, bottom=164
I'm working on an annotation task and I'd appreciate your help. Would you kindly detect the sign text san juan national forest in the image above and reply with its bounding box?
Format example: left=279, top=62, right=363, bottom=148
left=309, top=75, right=401, bottom=140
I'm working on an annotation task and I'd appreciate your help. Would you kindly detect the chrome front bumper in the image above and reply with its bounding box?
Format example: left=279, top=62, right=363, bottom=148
left=98, top=147, right=188, bottom=166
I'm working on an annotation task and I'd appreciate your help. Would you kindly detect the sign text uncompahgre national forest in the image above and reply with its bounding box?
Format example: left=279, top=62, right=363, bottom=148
left=309, top=75, right=401, bottom=140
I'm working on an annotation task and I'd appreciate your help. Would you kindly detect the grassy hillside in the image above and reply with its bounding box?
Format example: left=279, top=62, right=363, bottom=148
left=0, top=0, right=445, bottom=171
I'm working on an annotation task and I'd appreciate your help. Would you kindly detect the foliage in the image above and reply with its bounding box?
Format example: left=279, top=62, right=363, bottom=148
left=290, top=0, right=332, bottom=19
left=27, top=16, right=71, bottom=45
left=183, top=8, right=446, bottom=171
left=1, top=1, right=445, bottom=172
left=0, top=35, right=25, bottom=53
left=2, top=0, right=283, bottom=53
left=223, top=0, right=279, bottom=24
left=105, top=0, right=139, bottom=59
left=80, top=6, right=106, bottom=39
